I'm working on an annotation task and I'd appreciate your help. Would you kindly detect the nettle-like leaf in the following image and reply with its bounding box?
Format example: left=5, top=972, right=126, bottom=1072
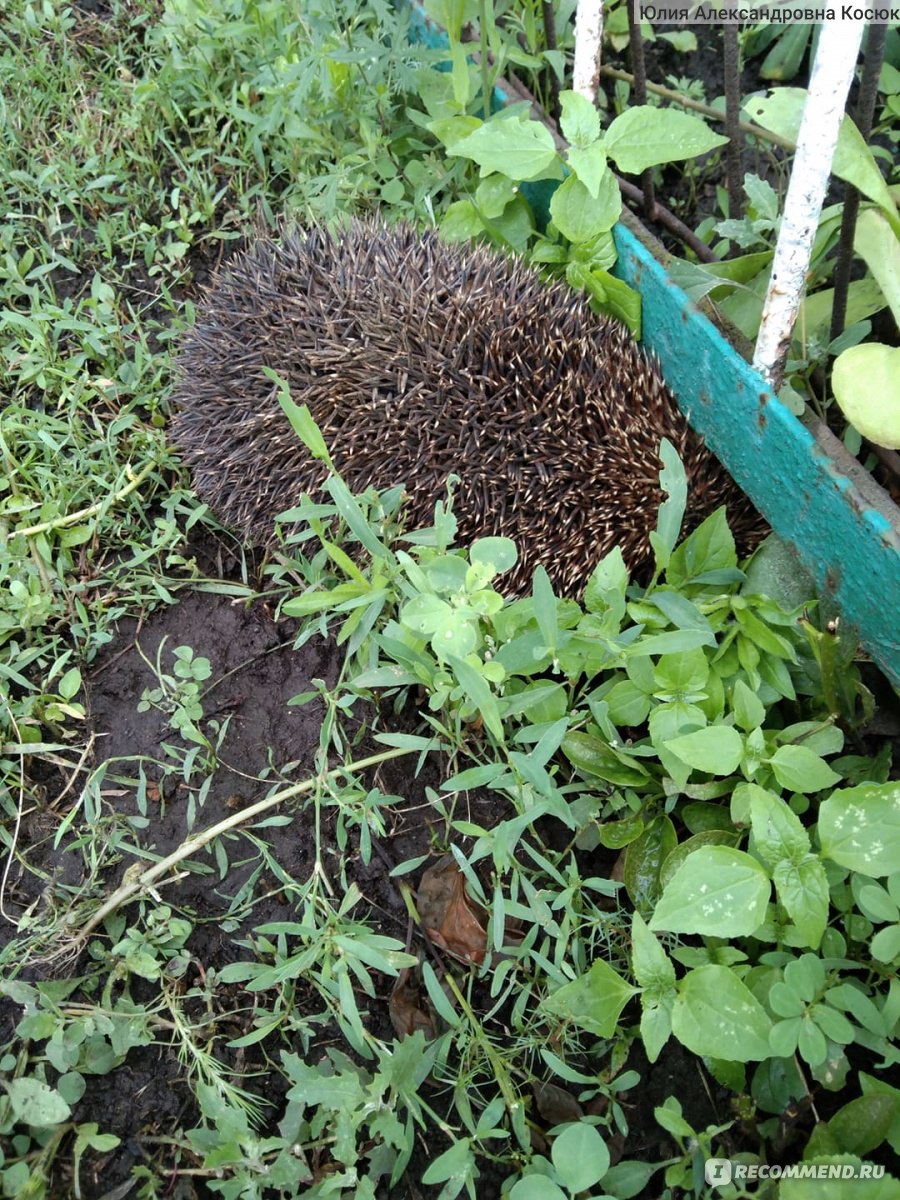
left=649, top=846, right=770, bottom=938
left=602, top=106, right=728, bottom=176
left=664, top=725, right=744, bottom=776
left=672, top=965, right=773, bottom=1061
left=541, top=960, right=639, bottom=1038
left=550, top=172, right=621, bottom=242
left=819, top=782, right=900, bottom=877
left=448, top=115, right=560, bottom=180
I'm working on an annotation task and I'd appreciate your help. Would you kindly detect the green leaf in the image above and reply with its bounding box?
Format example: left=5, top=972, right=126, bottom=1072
left=832, top=344, right=900, bottom=450
left=510, top=1178, right=568, bottom=1200
left=749, top=784, right=810, bottom=868
left=470, top=536, right=517, bottom=573
left=733, top=679, right=765, bottom=731
left=631, top=912, right=676, bottom=991
left=267, top=373, right=334, bottom=470
left=449, top=116, right=559, bottom=180
left=58, top=666, right=82, bottom=700
left=600, top=1161, right=660, bottom=1200
left=819, top=782, right=900, bottom=876
left=550, top=173, right=620, bottom=243
left=854, top=207, right=900, bottom=328
left=649, top=846, right=770, bottom=937
left=421, top=1137, right=475, bottom=1186
left=652, top=438, right=688, bottom=564
left=532, top=566, right=558, bottom=655
left=561, top=732, right=650, bottom=787
left=768, top=745, right=841, bottom=794
left=667, top=507, right=738, bottom=585
left=815, top=1094, right=899, bottom=1157
left=6, top=1078, right=71, bottom=1126
left=583, top=546, right=628, bottom=618
left=672, top=965, right=773, bottom=1061
left=604, top=106, right=728, bottom=175
left=624, top=815, right=678, bottom=912
left=542, top=960, right=639, bottom=1038
left=559, top=89, right=601, bottom=146
left=744, top=88, right=900, bottom=235
left=446, top=654, right=504, bottom=743
left=566, top=141, right=610, bottom=199
left=774, top=856, right=829, bottom=949
left=551, top=1123, right=610, bottom=1192
left=640, top=1000, right=673, bottom=1065
left=664, top=726, right=744, bottom=776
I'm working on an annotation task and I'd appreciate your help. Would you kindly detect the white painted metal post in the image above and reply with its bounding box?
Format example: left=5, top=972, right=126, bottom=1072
left=573, top=0, right=603, bottom=101
left=752, top=18, right=866, bottom=390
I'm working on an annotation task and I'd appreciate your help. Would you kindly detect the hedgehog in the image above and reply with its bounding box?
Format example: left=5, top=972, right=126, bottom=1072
left=172, top=217, right=760, bottom=596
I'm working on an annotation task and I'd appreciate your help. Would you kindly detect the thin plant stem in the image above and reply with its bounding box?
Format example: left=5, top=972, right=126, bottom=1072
left=44, top=745, right=418, bottom=958
left=7, top=457, right=159, bottom=540
left=599, top=65, right=796, bottom=149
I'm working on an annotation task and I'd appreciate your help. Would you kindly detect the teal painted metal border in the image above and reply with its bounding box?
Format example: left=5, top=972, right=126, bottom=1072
left=406, top=0, right=900, bottom=683
left=612, top=225, right=900, bottom=684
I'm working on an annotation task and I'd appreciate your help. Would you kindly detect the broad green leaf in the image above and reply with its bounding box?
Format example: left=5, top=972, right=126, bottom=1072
left=6, top=1078, right=71, bottom=1127
left=561, top=731, right=650, bottom=787
left=58, top=666, right=82, bottom=700
left=559, top=90, right=601, bottom=146
left=807, top=1094, right=899, bottom=1158
left=768, top=745, right=841, bottom=794
left=649, top=846, right=770, bottom=937
left=470, top=536, right=517, bottom=573
left=658, top=830, right=738, bottom=892
left=623, top=816, right=678, bottom=912
left=672, top=965, right=773, bottom=1061
left=666, top=506, right=738, bottom=585
left=600, top=1162, right=660, bottom=1200
left=833, top=344, right=900, bottom=450
left=854, top=207, right=900, bottom=327
left=583, top=546, right=628, bottom=619
left=599, top=812, right=645, bottom=849
left=421, top=1137, right=475, bottom=1186
left=604, top=106, right=728, bottom=175
left=441, top=198, right=486, bottom=242
left=749, top=784, right=810, bottom=868
left=819, top=782, right=900, bottom=876
left=654, top=647, right=709, bottom=694
left=449, top=116, right=559, bottom=180
left=744, top=89, right=900, bottom=234
left=541, top=960, right=638, bottom=1038
left=733, top=679, right=765, bottom=731
left=773, top=856, right=829, bottom=949
left=631, top=912, right=676, bottom=991
left=550, top=173, right=620, bottom=243
left=664, top=726, right=744, bottom=776
left=551, top=1123, right=610, bottom=1193
left=871, top=925, right=900, bottom=963
left=640, top=1000, right=673, bottom=1065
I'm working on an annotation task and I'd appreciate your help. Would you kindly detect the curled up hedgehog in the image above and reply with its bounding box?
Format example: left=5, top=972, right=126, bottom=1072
left=172, top=217, right=760, bottom=596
